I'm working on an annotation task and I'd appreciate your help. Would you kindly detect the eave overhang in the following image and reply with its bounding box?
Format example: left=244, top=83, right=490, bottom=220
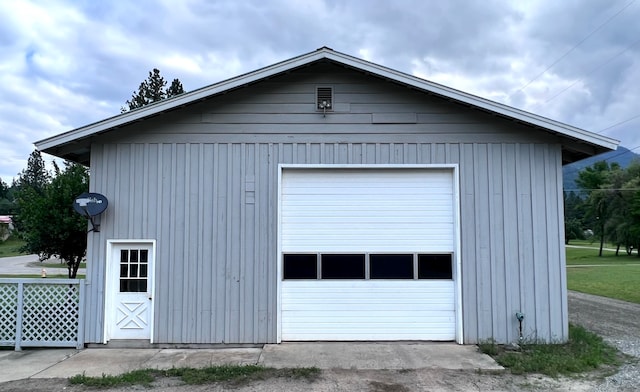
left=35, top=47, right=618, bottom=165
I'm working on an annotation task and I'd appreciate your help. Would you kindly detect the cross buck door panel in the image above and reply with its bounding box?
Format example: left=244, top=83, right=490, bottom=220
left=107, top=242, right=154, bottom=341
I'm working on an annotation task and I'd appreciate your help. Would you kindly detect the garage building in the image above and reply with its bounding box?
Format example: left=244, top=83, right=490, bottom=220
left=35, top=48, right=617, bottom=345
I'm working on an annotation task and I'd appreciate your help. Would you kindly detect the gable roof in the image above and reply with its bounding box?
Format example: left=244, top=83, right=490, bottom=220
left=35, top=47, right=618, bottom=164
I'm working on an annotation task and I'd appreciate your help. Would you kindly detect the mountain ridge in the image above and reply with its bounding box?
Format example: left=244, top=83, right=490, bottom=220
left=563, top=146, right=639, bottom=191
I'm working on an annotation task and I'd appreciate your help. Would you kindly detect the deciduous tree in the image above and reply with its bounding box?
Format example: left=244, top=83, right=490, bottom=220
left=16, top=159, right=89, bottom=277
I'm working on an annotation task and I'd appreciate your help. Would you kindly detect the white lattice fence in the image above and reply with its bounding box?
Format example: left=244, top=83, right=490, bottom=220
left=0, top=279, right=85, bottom=350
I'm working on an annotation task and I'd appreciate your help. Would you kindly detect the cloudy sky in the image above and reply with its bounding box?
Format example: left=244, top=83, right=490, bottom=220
left=1, top=0, right=639, bottom=183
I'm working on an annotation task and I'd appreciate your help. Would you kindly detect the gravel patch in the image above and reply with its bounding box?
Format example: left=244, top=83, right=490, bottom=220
left=568, top=291, right=640, bottom=392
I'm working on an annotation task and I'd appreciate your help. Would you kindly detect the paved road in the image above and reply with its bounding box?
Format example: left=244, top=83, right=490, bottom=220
left=565, top=244, right=618, bottom=252
left=0, top=254, right=46, bottom=274
left=0, top=254, right=85, bottom=276
left=567, top=264, right=640, bottom=268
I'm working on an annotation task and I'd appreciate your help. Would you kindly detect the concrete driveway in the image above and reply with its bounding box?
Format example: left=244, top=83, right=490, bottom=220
left=0, top=343, right=501, bottom=383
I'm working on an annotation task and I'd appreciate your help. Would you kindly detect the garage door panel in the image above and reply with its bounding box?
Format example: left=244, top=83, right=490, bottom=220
left=283, top=333, right=455, bottom=341
left=284, top=170, right=452, bottom=186
left=282, top=208, right=453, bottom=220
left=282, top=295, right=453, bottom=303
left=283, top=238, right=454, bottom=253
left=282, top=170, right=454, bottom=254
left=282, top=280, right=453, bottom=292
left=280, top=168, right=457, bottom=341
left=283, top=298, right=452, bottom=305
left=282, top=279, right=456, bottom=340
left=282, top=197, right=453, bottom=209
left=282, top=224, right=454, bottom=234
left=283, top=315, right=455, bottom=326
left=283, top=321, right=456, bottom=330
left=283, top=303, right=455, bottom=311
left=282, top=329, right=455, bottom=341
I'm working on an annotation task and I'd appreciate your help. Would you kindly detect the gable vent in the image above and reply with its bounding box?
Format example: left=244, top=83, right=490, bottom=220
left=316, top=87, right=333, bottom=111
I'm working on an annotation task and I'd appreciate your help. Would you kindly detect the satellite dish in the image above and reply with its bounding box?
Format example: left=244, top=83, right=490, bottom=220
left=73, top=192, right=108, bottom=232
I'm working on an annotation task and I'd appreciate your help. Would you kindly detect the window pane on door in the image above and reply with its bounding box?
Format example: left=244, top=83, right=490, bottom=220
left=370, top=254, right=413, bottom=279
left=321, top=254, right=365, bottom=279
left=418, top=254, right=453, bottom=279
left=140, top=264, right=148, bottom=278
left=129, top=263, right=139, bottom=277
left=119, top=248, right=149, bottom=292
left=283, top=254, right=318, bottom=279
left=120, top=279, right=147, bottom=292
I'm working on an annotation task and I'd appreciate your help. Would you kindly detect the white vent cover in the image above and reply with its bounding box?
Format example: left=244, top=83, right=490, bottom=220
left=316, top=87, right=333, bottom=110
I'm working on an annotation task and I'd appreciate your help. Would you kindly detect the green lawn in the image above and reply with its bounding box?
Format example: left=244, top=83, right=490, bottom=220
left=566, top=239, right=617, bottom=249
left=567, top=266, right=640, bottom=304
left=566, top=246, right=640, bottom=304
left=566, top=247, right=640, bottom=265
left=0, top=237, right=27, bottom=257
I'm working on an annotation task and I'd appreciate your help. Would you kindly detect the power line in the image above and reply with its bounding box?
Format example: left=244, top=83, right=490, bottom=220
left=599, top=114, right=640, bottom=133
left=564, top=188, right=640, bottom=192
left=563, top=115, right=640, bottom=175
left=562, top=144, right=640, bottom=176
left=545, top=37, right=640, bottom=103
left=509, top=0, right=636, bottom=99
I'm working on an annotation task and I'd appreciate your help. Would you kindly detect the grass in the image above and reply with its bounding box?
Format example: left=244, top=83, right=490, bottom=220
left=565, top=246, right=640, bottom=304
left=0, top=236, right=27, bottom=257
left=479, top=324, right=620, bottom=377
left=69, top=369, right=157, bottom=388
left=69, top=365, right=320, bottom=388
left=567, top=265, right=640, bottom=304
left=565, top=246, right=640, bottom=266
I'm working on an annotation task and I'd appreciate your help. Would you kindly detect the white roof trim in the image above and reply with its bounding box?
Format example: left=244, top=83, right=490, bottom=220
left=35, top=47, right=618, bottom=151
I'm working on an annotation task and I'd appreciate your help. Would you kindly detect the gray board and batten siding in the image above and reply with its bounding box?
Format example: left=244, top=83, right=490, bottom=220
left=83, top=62, right=566, bottom=345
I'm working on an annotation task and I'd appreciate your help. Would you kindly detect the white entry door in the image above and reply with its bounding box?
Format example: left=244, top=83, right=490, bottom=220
left=106, top=242, right=155, bottom=341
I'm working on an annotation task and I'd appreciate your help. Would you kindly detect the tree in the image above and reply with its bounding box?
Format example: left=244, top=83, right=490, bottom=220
left=166, top=78, right=185, bottom=97
left=0, top=178, right=7, bottom=199
left=17, top=150, right=50, bottom=193
left=564, top=218, right=583, bottom=244
left=0, top=178, right=14, bottom=215
left=16, top=160, right=89, bottom=278
left=122, top=68, right=186, bottom=112
left=622, top=163, right=640, bottom=256
left=564, top=191, right=586, bottom=244
left=576, top=161, right=620, bottom=256
left=12, top=150, right=51, bottom=235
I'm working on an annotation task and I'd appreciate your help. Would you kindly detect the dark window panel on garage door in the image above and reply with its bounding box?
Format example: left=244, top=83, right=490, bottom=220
left=418, top=254, right=453, bottom=279
left=321, top=254, right=365, bottom=279
left=370, top=254, right=414, bottom=279
left=283, top=254, right=318, bottom=279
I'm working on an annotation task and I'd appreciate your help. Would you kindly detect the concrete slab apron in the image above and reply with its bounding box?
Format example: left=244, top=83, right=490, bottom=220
left=0, top=349, right=78, bottom=383
left=260, top=342, right=503, bottom=370
left=33, top=348, right=263, bottom=378
left=145, top=348, right=262, bottom=370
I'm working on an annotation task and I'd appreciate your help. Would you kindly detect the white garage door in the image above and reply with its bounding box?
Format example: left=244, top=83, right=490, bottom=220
left=280, top=168, right=458, bottom=341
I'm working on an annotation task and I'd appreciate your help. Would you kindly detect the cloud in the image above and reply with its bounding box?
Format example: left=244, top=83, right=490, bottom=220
left=0, top=0, right=639, bottom=182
